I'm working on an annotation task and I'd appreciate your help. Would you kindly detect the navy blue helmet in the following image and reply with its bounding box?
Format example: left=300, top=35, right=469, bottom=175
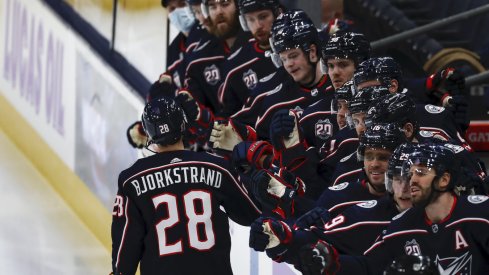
left=142, top=96, right=187, bottom=146
left=354, top=57, right=403, bottom=89
left=348, top=85, right=391, bottom=115
left=238, top=0, right=280, bottom=31
left=335, top=80, right=354, bottom=103
left=357, top=123, right=406, bottom=160
left=385, top=143, right=416, bottom=194
left=384, top=254, right=439, bottom=275
left=365, top=93, right=417, bottom=134
left=402, top=143, right=459, bottom=191
left=321, top=32, right=371, bottom=65
left=270, top=9, right=318, bottom=55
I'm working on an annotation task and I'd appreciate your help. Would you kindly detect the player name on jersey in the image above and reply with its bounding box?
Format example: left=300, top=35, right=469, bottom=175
left=129, top=167, right=223, bottom=196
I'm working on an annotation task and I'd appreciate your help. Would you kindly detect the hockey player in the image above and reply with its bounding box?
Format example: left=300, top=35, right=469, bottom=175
left=248, top=143, right=416, bottom=265
left=290, top=32, right=371, bottom=149
left=299, top=143, right=489, bottom=275
left=111, top=97, right=261, bottom=275
left=353, top=57, right=471, bottom=143
left=320, top=85, right=391, bottom=186
left=209, top=9, right=333, bottom=153
left=314, top=123, right=406, bottom=217
left=217, top=0, right=285, bottom=117
left=180, top=0, right=252, bottom=115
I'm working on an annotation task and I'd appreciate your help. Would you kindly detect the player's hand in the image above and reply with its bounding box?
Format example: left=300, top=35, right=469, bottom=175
left=231, top=141, right=274, bottom=175
left=270, top=109, right=300, bottom=150
left=299, top=240, right=338, bottom=275
left=175, top=91, right=200, bottom=122
left=126, top=121, right=148, bottom=148
left=209, top=119, right=256, bottom=152
left=426, top=67, right=466, bottom=104
left=250, top=168, right=305, bottom=218
left=294, top=207, right=331, bottom=230
left=249, top=217, right=293, bottom=262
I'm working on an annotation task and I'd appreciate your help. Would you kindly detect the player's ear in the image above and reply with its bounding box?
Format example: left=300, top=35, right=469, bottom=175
left=438, top=172, right=451, bottom=190
left=403, top=122, right=414, bottom=140
left=388, top=79, right=398, bottom=93
left=308, top=44, right=318, bottom=63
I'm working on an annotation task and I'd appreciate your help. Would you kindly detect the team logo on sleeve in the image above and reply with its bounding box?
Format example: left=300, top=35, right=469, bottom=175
left=242, top=69, right=258, bottom=90
left=404, top=239, right=422, bottom=255
left=424, top=104, right=445, bottom=114
left=468, top=195, right=489, bottom=204
left=204, top=64, right=221, bottom=85
left=443, top=143, right=464, bottom=153
left=357, top=200, right=377, bottom=208
left=436, top=252, right=472, bottom=275
left=315, top=119, right=333, bottom=140
left=328, top=182, right=349, bottom=190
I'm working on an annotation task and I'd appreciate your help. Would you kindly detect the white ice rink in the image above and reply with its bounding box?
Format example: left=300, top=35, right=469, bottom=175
left=0, top=129, right=110, bottom=274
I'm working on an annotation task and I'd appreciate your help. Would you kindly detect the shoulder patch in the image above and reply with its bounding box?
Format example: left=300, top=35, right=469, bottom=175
left=170, top=158, right=182, bottom=163
left=424, top=104, right=445, bottom=114
left=227, top=47, right=242, bottom=60
left=468, top=195, right=489, bottom=204
left=357, top=200, right=377, bottom=208
left=392, top=208, right=410, bottom=220
left=328, top=182, right=349, bottom=191
left=419, top=130, right=435, bottom=138
left=443, top=143, right=464, bottom=153
left=260, top=72, right=276, bottom=82
left=340, top=152, right=356, bottom=162
left=266, top=83, right=283, bottom=96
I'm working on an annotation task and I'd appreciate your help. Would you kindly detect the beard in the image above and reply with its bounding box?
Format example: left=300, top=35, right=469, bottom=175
left=212, top=10, right=240, bottom=39
left=411, top=182, right=441, bottom=208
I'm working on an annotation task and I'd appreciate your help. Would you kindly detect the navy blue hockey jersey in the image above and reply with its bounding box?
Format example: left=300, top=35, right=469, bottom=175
left=315, top=179, right=382, bottom=218
left=318, top=127, right=360, bottom=185
left=111, top=150, right=261, bottom=275
left=218, top=40, right=278, bottom=117
left=337, top=195, right=489, bottom=274
left=299, top=95, right=339, bottom=148
left=312, top=196, right=398, bottom=255
left=183, top=30, right=252, bottom=114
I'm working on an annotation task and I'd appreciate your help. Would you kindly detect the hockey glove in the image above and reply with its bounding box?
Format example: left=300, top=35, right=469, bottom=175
left=231, top=141, right=274, bottom=175
left=270, top=110, right=309, bottom=170
left=299, top=240, right=339, bottom=275
left=270, top=109, right=297, bottom=151
left=209, top=119, right=257, bottom=152
left=250, top=168, right=305, bottom=218
left=294, top=207, right=331, bottom=230
left=175, top=91, right=200, bottom=122
left=249, top=217, right=293, bottom=262
left=426, top=67, right=466, bottom=105
left=126, top=121, right=148, bottom=149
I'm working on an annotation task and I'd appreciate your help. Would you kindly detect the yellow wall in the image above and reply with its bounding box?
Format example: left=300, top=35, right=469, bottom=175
left=0, top=93, right=111, bottom=252
left=65, top=0, right=162, bottom=11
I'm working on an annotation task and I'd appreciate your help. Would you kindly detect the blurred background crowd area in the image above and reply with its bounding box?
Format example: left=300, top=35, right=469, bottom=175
left=64, top=0, right=489, bottom=121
